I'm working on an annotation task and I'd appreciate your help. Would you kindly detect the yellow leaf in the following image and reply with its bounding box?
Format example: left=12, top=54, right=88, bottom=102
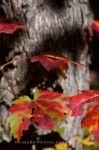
left=74, top=136, right=95, bottom=146
left=55, top=142, right=71, bottom=150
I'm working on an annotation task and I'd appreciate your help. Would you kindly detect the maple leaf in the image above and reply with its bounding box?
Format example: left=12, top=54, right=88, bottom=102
left=31, top=54, right=84, bottom=78
left=74, top=136, right=95, bottom=146
left=33, top=90, right=70, bottom=119
left=0, top=17, right=27, bottom=34
left=10, top=96, right=32, bottom=113
left=17, top=117, right=31, bottom=140
left=7, top=96, right=33, bottom=141
left=32, top=110, right=55, bottom=130
left=7, top=111, right=32, bottom=141
left=81, top=104, right=99, bottom=141
left=55, top=142, right=72, bottom=150
left=7, top=90, right=70, bottom=141
left=68, top=90, right=99, bottom=116
left=91, top=20, right=99, bottom=32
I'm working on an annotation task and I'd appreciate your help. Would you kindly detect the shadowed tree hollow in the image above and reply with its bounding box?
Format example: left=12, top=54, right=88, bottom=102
left=0, top=0, right=94, bottom=150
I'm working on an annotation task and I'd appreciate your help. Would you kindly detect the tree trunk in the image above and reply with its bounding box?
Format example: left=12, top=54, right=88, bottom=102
left=0, top=0, right=93, bottom=149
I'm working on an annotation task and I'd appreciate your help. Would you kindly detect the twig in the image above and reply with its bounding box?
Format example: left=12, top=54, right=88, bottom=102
left=0, top=60, right=13, bottom=71
left=1, top=69, right=17, bottom=98
left=0, top=56, right=30, bottom=98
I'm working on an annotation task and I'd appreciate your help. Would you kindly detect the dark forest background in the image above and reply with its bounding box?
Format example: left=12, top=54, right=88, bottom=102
left=90, top=0, right=99, bottom=90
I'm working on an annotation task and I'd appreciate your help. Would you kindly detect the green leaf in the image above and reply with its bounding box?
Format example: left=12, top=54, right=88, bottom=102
left=12, top=96, right=31, bottom=104
left=7, top=114, right=22, bottom=138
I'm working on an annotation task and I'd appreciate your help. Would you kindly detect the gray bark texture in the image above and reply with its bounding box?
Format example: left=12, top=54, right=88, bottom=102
left=0, top=0, right=93, bottom=149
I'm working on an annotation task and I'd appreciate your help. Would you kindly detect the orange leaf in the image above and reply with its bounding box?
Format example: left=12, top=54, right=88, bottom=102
left=82, top=104, right=99, bottom=141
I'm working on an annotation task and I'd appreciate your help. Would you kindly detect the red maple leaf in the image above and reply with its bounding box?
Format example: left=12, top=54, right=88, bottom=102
left=7, top=90, right=70, bottom=141
left=10, top=96, right=32, bottom=113
left=38, top=115, right=55, bottom=130
left=32, top=107, right=55, bottom=130
left=30, top=54, right=84, bottom=78
left=68, top=90, right=99, bottom=116
left=91, top=20, right=99, bottom=32
left=82, top=104, right=99, bottom=141
left=33, top=90, right=69, bottom=119
left=0, top=17, right=27, bottom=34
left=17, top=117, right=31, bottom=141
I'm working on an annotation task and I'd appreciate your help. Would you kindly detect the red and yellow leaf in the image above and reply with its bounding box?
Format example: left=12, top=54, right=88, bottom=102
left=33, top=90, right=70, bottom=119
left=10, top=96, right=32, bottom=113
left=7, top=111, right=32, bottom=141
left=7, top=89, right=99, bottom=141
left=7, top=90, right=70, bottom=141
left=82, top=104, right=99, bottom=141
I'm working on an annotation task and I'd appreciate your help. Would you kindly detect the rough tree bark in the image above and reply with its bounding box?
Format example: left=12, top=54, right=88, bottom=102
left=0, top=0, right=93, bottom=149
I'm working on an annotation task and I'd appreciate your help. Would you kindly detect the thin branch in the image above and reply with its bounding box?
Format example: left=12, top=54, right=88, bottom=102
left=1, top=69, right=17, bottom=98
left=0, top=56, right=30, bottom=98
left=0, top=60, right=13, bottom=71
